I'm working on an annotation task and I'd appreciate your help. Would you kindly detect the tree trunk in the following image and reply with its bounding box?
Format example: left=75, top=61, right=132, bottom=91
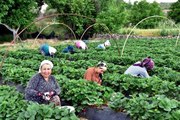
left=0, top=23, right=20, bottom=43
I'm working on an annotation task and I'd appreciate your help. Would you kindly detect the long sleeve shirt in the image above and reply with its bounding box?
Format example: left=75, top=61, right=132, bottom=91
left=75, top=41, right=87, bottom=50
left=25, top=73, right=60, bottom=104
left=84, top=67, right=102, bottom=85
left=124, top=63, right=150, bottom=78
left=97, top=44, right=106, bottom=49
left=40, top=44, right=50, bottom=56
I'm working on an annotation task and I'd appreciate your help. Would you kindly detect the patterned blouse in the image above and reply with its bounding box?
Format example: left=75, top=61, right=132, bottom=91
left=25, top=73, right=60, bottom=104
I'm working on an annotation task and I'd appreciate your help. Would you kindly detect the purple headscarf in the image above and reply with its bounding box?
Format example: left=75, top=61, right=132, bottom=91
left=133, top=57, right=154, bottom=71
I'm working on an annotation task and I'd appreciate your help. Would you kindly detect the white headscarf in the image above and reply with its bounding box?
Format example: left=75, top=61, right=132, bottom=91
left=38, top=60, right=53, bottom=73
left=97, top=61, right=107, bottom=71
left=104, top=40, right=111, bottom=46
left=49, top=46, right=57, bottom=55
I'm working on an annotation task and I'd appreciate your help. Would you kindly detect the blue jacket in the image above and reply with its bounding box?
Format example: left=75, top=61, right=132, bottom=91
left=62, top=45, right=75, bottom=54
left=40, top=44, right=50, bottom=56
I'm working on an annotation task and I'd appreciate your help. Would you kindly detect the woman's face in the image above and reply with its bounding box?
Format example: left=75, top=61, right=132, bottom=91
left=40, top=63, right=52, bottom=79
left=97, top=67, right=104, bottom=74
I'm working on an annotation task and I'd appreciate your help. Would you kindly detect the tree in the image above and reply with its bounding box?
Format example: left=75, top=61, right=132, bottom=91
left=129, top=0, right=164, bottom=28
left=168, top=0, right=180, bottom=23
left=92, top=0, right=112, bottom=13
left=0, top=0, right=38, bottom=40
left=44, top=0, right=96, bottom=39
left=96, top=0, right=130, bottom=33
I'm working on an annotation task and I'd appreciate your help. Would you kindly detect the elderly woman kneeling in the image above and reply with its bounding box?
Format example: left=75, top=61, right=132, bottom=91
left=25, top=60, right=61, bottom=106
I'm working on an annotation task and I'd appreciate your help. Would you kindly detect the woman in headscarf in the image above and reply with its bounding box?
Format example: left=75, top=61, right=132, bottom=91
left=75, top=40, right=88, bottom=50
left=62, top=45, right=75, bottom=54
left=25, top=60, right=61, bottom=106
left=84, top=61, right=107, bottom=85
left=40, top=44, right=57, bottom=57
left=124, top=57, right=154, bottom=78
left=97, top=40, right=111, bottom=49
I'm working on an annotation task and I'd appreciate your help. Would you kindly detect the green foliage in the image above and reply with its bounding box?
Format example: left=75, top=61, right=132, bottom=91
left=0, top=0, right=14, bottom=22
left=118, top=28, right=135, bottom=35
left=159, top=2, right=173, bottom=10
left=126, top=94, right=180, bottom=120
left=92, top=0, right=112, bottom=13
left=96, top=0, right=130, bottom=33
left=60, top=66, right=85, bottom=80
left=17, top=102, right=79, bottom=120
left=157, top=19, right=180, bottom=37
left=130, top=0, right=164, bottom=28
left=0, top=85, right=27, bottom=119
left=1, top=64, right=35, bottom=85
left=45, top=0, right=96, bottom=37
left=103, top=74, right=179, bottom=99
left=157, top=20, right=176, bottom=29
left=0, top=86, right=79, bottom=120
left=61, top=79, right=114, bottom=112
left=0, top=0, right=38, bottom=29
left=109, top=93, right=180, bottom=120
left=168, top=0, right=180, bottom=23
left=160, top=28, right=179, bottom=36
left=0, top=38, right=179, bottom=119
left=108, top=92, right=127, bottom=111
left=152, top=67, right=180, bottom=85
left=171, top=110, right=180, bottom=120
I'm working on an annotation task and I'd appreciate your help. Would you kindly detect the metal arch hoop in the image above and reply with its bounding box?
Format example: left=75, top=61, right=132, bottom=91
left=31, top=22, right=77, bottom=47
left=0, top=13, right=96, bottom=70
left=80, top=23, right=121, bottom=55
left=121, top=15, right=180, bottom=57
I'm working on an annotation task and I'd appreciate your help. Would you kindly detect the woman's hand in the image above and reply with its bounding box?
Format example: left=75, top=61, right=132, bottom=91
left=42, top=91, right=56, bottom=101
left=43, top=92, right=51, bottom=101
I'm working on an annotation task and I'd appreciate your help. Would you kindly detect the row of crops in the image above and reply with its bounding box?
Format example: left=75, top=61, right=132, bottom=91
left=0, top=38, right=179, bottom=120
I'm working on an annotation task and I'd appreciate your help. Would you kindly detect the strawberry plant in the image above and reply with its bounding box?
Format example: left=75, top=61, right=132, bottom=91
left=109, top=93, right=180, bottom=120
left=0, top=38, right=179, bottom=119
left=61, top=79, right=114, bottom=112
left=0, top=85, right=27, bottom=119
left=17, top=102, right=79, bottom=120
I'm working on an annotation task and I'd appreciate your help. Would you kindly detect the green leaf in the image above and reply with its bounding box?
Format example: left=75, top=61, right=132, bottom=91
left=61, top=109, right=69, bottom=116
left=61, top=117, right=69, bottom=120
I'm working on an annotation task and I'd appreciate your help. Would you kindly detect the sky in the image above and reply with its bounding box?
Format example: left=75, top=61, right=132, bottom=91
left=123, top=0, right=178, bottom=3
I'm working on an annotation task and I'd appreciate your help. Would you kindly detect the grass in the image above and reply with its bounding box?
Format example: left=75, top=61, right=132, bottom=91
left=119, top=28, right=180, bottom=37
left=133, top=29, right=160, bottom=36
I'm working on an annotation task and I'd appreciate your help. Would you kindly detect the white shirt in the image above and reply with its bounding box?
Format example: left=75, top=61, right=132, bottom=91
left=124, top=62, right=150, bottom=78
left=49, top=46, right=57, bottom=55
left=97, top=44, right=106, bottom=49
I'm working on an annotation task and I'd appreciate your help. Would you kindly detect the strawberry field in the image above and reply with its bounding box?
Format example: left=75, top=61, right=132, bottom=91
left=0, top=38, right=179, bottom=120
